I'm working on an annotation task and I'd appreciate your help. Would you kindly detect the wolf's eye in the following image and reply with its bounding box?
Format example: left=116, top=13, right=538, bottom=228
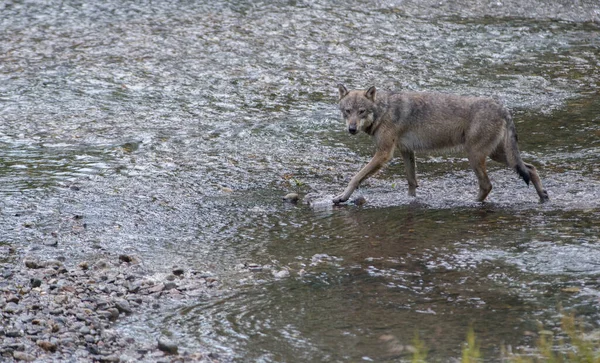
left=358, top=109, right=366, bottom=115
left=344, top=108, right=352, bottom=115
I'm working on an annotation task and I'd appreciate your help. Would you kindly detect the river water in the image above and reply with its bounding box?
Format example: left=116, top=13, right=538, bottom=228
left=1, top=0, right=600, bottom=361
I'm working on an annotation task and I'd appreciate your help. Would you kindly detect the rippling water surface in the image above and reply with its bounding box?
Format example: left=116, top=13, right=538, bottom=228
left=1, top=0, right=600, bottom=361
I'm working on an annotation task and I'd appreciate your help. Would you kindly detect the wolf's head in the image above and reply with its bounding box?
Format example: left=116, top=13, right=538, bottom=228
left=337, top=84, right=377, bottom=135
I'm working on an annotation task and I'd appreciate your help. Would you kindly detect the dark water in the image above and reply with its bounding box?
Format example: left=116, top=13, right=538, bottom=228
left=1, top=0, right=600, bottom=361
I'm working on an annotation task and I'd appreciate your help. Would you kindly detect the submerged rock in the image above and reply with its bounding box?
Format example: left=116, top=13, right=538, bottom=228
left=352, top=196, right=367, bottom=206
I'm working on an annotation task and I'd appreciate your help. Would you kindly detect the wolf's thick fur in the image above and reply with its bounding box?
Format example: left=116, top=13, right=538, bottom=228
left=333, top=85, right=549, bottom=204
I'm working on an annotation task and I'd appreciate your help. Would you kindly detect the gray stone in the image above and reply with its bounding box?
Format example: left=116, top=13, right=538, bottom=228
left=106, top=308, right=120, bottom=321
left=36, top=340, right=57, bottom=352
left=24, top=259, right=41, bottom=269
left=5, top=329, right=23, bottom=338
left=172, top=267, right=184, bottom=276
left=12, top=351, right=35, bottom=361
left=113, top=299, right=132, bottom=314
left=157, top=337, right=178, bottom=355
left=6, top=294, right=20, bottom=304
left=118, top=255, right=133, bottom=263
left=4, top=302, right=21, bottom=314
left=163, top=282, right=177, bottom=291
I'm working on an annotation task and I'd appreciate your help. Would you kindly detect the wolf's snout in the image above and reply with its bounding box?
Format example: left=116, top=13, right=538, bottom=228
left=348, top=126, right=357, bottom=134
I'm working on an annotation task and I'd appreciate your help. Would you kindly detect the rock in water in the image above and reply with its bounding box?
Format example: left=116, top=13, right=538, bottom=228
left=157, top=337, right=178, bottom=354
left=282, top=193, right=299, bottom=203
left=352, top=196, right=367, bottom=206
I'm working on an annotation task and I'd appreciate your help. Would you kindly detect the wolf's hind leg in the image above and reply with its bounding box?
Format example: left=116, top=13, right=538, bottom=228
left=468, top=154, right=493, bottom=202
left=401, top=150, right=418, bottom=196
left=524, top=163, right=549, bottom=202
left=491, top=148, right=549, bottom=203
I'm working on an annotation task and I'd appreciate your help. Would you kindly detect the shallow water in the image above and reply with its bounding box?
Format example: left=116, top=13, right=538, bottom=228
left=1, top=0, right=600, bottom=361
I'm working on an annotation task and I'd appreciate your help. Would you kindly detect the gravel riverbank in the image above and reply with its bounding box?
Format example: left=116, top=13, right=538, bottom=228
left=0, top=248, right=221, bottom=362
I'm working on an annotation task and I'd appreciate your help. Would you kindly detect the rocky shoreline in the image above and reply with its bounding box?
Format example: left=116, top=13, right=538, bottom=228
left=0, top=249, right=221, bottom=362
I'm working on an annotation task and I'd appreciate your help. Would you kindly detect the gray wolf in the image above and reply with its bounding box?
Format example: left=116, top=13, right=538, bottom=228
left=333, top=85, right=549, bottom=204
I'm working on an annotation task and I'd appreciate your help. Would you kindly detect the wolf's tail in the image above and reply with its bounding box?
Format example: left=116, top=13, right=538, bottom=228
left=502, top=109, right=530, bottom=186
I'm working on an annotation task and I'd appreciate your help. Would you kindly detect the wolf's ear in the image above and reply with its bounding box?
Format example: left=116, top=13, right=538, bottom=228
left=337, top=84, right=349, bottom=100
left=365, top=86, right=376, bottom=102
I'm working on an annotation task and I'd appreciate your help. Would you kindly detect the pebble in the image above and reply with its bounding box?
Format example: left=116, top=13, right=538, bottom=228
left=106, top=308, right=120, bottom=321
left=6, top=294, right=20, bottom=303
left=13, top=351, right=36, bottom=361
left=6, top=329, right=24, bottom=337
left=352, top=196, right=367, bottom=206
left=4, top=302, right=21, bottom=314
left=24, top=259, right=42, bottom=269
left=43, top=239, right=58, bottom=247
left=157, top=337, right=178, bottom=355
left=30, top=278, right=42, bottom=288
left=163, top=281, right=177, bottom=290
left=37, top=340, right=57, bottom=352
left=118, top=254, right=133, bottom=263
left=113, top=298, right=132, bottom=314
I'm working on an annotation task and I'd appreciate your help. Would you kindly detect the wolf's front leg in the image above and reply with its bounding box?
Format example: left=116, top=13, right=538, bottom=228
left=333, top=187, right=356, bottom=204
left=333, top=150, right=393, bottom=204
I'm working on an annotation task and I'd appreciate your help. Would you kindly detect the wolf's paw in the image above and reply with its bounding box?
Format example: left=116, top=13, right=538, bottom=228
left=332, top=194, right=349, bottom=204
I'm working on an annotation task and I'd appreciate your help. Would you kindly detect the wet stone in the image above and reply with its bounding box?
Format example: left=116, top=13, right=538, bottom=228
left=163, top=281, right=177, bottom=290
left=157, top=337, right=178, bottom=355
left=125, top=281, right=141, bottom=293
left=43, top=239, right=58, bottom=247
left=4, top=302, right=22, bottom=314
left=24, top=259, right=42, bottom=269
left=5, top=329, right=24, bottom=338
left=96, top=355, right=120, bottom=362
left=30, top=278, right=42, bottom=288
left=36, top=340, right=57, bottom=352
left=93, top=260, right=108, bottom=270
left=352, top=196, right=367, bottom=206
left=107, top=308, right=120, bottom=321
left=95, top=297, right=110, bottom=309
left=146, top=283, right=165, bottom=294
left=118, top=255, right=133, bottom=263
left=12, top=351, right=36, bottom=361
left=114, top=299, right=132, bottom=314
